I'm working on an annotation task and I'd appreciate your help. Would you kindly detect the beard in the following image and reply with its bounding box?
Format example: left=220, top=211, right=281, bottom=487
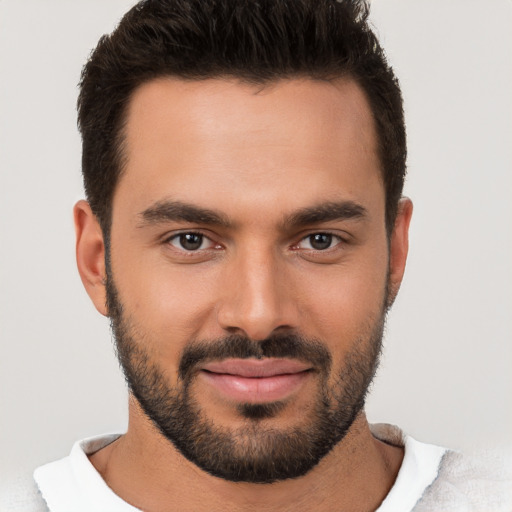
left=106, top=274, right=386, bottom=484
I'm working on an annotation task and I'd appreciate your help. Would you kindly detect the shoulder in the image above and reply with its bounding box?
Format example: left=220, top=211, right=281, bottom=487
left=414, top=448, right=512, bottom=512
left=0, top=470, right=49, bottom=512
left=371, top=424, right=512, bottom=511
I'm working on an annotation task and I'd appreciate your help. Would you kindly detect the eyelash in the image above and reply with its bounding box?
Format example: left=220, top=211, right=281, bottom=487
left=165, top=231, right=220, bottom=252
left=293, top=232, right=344, bottom=252
left=163, top=230, right=346, bottom=254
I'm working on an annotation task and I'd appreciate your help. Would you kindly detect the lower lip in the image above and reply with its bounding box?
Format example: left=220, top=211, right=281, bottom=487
left=199, top=370, right=311, bottom=403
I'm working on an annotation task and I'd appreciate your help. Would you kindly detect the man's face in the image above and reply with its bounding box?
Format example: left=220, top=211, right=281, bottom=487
left=102, top=78, right=401, bottom=482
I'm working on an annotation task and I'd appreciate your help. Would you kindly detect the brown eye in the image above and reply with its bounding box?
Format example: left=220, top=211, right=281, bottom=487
left=296, top=233, right=342, bottom=251
left=309, top=233, right=332, bottom=250
left=169, top=232, right=209, bottom=251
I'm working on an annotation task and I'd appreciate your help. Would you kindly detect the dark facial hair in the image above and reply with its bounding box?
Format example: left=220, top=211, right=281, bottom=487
left=106, top=273, right=386, bottom=483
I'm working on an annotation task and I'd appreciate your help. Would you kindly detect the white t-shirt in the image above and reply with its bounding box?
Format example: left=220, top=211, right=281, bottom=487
left=32, top=424, right=447, bottom=512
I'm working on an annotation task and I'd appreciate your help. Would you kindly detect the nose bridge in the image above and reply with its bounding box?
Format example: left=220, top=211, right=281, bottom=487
left=217, top=240, right=294, bottom=340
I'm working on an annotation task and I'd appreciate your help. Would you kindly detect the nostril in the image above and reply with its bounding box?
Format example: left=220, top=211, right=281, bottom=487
left=222, top=324, right=295, bottom=343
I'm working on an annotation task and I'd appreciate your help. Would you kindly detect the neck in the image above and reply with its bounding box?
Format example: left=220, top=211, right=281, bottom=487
left=90, top=398, right=403, bottom=512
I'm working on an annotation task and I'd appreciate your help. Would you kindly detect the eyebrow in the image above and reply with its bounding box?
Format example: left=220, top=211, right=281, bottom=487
left=138, top=199, right=367, bottom=230
left=138, top=200, right=231, bottom=228
left=281, top=201, right=367, bottom=229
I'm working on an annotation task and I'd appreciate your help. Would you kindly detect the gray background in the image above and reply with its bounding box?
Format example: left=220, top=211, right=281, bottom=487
left=1, top=0, right=511, bottom=479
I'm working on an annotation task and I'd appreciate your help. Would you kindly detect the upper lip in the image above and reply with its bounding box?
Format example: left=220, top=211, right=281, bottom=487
left=201, top=358, right=312, bottom=378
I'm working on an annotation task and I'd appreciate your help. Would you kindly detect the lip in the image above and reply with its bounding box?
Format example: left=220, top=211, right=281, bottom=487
left=199, top=358, right=312, bottom=403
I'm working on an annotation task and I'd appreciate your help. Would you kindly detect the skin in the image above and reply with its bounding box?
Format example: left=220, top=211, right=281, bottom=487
left=74, top=77, right=412, bottom=511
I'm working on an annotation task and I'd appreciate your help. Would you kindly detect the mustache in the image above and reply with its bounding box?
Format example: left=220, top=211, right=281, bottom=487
left=178, top=333, right=332, bottom=381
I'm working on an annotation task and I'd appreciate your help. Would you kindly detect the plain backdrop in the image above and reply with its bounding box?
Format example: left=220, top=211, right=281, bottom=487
left=1, top=0, right=511, bottom=480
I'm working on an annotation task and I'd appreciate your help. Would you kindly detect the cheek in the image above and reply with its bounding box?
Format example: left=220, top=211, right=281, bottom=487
left=112, top=253, right=223, bottom=362
left=296, top=254, right=388, bottom=349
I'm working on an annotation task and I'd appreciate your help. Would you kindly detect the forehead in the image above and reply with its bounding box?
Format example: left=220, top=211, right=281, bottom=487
left=115, top=77, right=382, bottom=221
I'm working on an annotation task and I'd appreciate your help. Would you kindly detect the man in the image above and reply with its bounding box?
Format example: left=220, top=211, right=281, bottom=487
left=2, top=0, right=510, bottom=510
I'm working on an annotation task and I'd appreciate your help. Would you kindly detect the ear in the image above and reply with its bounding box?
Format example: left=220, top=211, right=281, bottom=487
left=387, top=197, right=413, bottom=308
left=74, top=200, right=108, bottom=316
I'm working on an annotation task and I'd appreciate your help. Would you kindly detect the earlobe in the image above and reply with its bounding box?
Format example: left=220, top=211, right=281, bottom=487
left=74, top=200, right=108, bottom=316
left=387, top=197, right=413, bottom=308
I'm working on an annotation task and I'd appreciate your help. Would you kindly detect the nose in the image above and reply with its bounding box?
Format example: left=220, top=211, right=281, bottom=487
left=216, top=246, right=299, bottom=341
